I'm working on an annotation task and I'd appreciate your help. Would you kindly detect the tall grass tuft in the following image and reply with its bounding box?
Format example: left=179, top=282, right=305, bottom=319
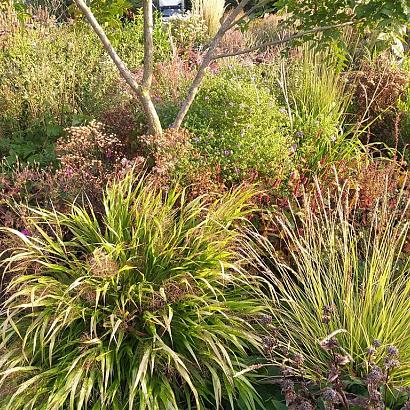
left=191, top=0, right=225, bottom=37
left=0, top=172, right=268, bottom=409
left=247, top=178, right=410, bottom=386
left=278, top=46, right=363, bottom=171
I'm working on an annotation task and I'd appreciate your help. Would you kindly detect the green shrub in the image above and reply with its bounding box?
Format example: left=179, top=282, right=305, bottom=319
left=248, top=181, right=410, bottom=386
left=170, top=70, right=293, bottom=184
left=0, top=172, right=268, bottom=409
left=158, top=56, right=361, bottom=189
left=111, top=10, right=171, bottom=69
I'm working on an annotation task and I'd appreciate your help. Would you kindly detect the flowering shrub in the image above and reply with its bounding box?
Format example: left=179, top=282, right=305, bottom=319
left=167, top=12, right=208, bottom=50
left=100, top=101, right=140, bottom=140
left=138, top=127, right=192, bottom=189
left=56, top=121, right=125, bottom=182
left=182, top=71, right=294, bottom=184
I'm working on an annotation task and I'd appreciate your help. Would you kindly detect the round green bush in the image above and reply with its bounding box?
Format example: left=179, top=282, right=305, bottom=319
left=183, top=72, right=293, bottom=183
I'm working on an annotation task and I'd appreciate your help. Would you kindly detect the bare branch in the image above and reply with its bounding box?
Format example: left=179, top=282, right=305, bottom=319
left=212, top=21, right=356, bottom=60
left=171, top=0, right=252, bottom=129
left=142, top=0, right=154, bottom=88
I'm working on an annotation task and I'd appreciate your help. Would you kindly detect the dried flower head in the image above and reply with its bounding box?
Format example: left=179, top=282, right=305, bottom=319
left=367, top=346, right=377, bottom=356
left=262, top=336, right=276, bottom=353
left=320, top=337, right=339, bottom=351
left=281, top=379, right=294, bottom=392
left=281, top=379, right=296, bottom=406
left=334, top=353, right=351, bottom=367
left=281, top=365, right=294, bottom=377
left=88, top=248, right=118, bottom=278
left=260, top=314, right=273, bottom=325
left=384, top=357, right=400, bottom=370
left=327, top=364, right=340, bottom=383
left=293, top=353, right=304, bottom=367
left=367, top=365, right=384, bottom=386
left=386, top=345, right=399, bottom=357
left=296, top=401, right=314, bottom=410
left=322, top=304, right=336, bottom=324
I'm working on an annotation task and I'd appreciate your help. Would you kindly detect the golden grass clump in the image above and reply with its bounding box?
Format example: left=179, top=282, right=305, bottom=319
left=192, top=0, right=225, bottom=37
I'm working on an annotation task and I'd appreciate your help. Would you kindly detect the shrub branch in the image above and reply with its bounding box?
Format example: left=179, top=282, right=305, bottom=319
left=212, top=21, right=356, bottom=60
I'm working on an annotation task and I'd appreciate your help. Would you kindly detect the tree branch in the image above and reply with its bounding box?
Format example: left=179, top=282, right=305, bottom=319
left=74, top=0, right=162, bottom=135
left=171, top=0, right=252, bottom=130
left=225, top=0, right=272, bottom=32
left=142, top=0, right=154, bottom=88
left=212, top=21, right=356, bottom=60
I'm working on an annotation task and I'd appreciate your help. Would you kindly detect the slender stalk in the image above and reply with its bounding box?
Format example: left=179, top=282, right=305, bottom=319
left=142, top=0, right=154, bottom=88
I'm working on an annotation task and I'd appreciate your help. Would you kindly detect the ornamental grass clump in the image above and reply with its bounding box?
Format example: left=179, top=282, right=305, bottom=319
left=191, top=0, right=225, bottom=37
left=0, top=172, right=268, bottom=409
left=247, top=179, right=410, bottom=387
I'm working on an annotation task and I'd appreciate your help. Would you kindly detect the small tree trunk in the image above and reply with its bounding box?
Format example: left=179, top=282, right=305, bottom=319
left=74, top=0, right=163, bottom=136
left=140, top=89, right=163, bottom=136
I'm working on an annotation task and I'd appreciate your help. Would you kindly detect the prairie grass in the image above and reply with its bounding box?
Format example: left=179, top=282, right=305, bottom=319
left=247, top=178, right=410, bottom=385
left=277, top=46, right=363, bottom=171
